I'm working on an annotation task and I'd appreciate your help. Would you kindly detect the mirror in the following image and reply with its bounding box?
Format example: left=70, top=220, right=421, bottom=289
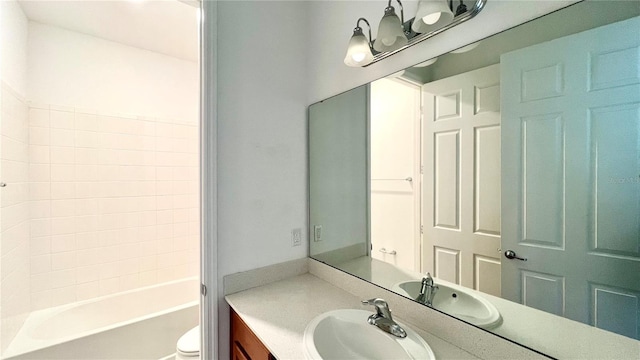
left=309, top=1, right=640, bottom=357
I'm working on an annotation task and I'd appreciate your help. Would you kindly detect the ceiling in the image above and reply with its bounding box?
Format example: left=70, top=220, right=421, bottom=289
left=18, top=0, right=199, bottom=62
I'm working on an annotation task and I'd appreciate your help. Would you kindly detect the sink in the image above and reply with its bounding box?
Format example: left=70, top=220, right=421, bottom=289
left=391, top=280, right=502, bottom=329
left=303, top=309, right=435, bottom=360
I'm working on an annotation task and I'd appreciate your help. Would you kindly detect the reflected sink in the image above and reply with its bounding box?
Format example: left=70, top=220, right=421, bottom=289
left=303, top=309, right=435, bottom=360
left=392, top=280, right=502, bottom=329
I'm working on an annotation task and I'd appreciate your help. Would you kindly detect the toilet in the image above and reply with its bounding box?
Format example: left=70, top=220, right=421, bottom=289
left=176, top=326, right=200, bottom=359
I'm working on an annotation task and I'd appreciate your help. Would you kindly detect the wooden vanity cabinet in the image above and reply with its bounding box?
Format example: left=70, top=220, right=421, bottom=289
left=231, top=309, right=276, bottom=360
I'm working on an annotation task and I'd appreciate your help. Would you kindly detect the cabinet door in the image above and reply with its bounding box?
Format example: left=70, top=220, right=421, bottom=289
left=230, top=309, right=274, bottom=360
left=232, top=342, right=249, bottom=360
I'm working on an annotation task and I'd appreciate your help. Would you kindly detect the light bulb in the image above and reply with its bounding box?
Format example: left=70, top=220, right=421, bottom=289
left=382, top=37, right=396, bottom=47
left=422, top=12, right=441, bottom=25
left=351, top=53, right=366, bottom=62
left=344, top=27, right=374, bottom=67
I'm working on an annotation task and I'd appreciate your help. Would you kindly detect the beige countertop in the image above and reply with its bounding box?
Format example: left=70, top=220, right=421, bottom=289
left=225, top=273, right=480, bottom=360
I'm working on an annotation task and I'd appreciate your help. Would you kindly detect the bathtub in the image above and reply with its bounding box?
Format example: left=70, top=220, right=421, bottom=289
left=4, top=278, right=199, bottom=359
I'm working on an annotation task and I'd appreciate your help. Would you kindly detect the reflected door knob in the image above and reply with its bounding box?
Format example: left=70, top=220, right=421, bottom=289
left=504, top=250, right=527, bottom=261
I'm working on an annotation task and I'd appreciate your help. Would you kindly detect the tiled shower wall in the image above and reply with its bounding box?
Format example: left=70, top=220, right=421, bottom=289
left=27, top=103, right=199, bottom=310
left=1, top=83, right=30, bottom=350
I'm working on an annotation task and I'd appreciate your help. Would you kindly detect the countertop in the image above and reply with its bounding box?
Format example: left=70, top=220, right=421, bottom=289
left=225, top=273, right=479, bottom=360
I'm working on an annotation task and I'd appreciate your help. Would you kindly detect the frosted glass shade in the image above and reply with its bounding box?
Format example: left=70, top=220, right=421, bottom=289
left=373, top=10, right=408, bottom=52
left=450, top=41, right=480, bottom=53
left=413, top=57, right=438, bottom=67
left=411, top=0, right=454, bottom=34
left=344, top=29, right=374, bottom=67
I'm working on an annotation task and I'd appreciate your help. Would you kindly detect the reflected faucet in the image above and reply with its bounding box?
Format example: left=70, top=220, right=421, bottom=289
left=416, top=273, right=439, bottom=306
left=361, top=298, right=407, bottom=338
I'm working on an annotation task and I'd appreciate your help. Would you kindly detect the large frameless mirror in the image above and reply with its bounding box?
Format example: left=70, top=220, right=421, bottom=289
left=309, top=1, right=640, bottom=358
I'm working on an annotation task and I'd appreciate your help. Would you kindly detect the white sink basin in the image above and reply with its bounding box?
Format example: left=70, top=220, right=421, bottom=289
left=391, top=280, right=502, bottom=329
left=303, top=309, right=435, bottom=360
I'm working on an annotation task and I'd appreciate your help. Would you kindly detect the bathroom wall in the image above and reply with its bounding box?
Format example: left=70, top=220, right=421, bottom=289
left=216, top=1, right=308, bottom=289
left=0, top=0, right=30, bottom=353
left=27, top=22, right=198, bottom=121
left=23, top=21, right=199, bottom=309
left=215, top=1, right=308, bottom=357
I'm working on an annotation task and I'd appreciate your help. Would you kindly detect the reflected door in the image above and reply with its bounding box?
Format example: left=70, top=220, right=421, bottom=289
left=422, top=64, right=502, bottom=296
left=501, top=16, right=640, bottom=339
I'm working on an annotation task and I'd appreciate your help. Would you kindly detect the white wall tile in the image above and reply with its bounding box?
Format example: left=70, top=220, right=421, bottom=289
left=30, top=273, right=51, bottom=292
left=51, top=234, right=76, bottom=253
left=75, top=147, right=98, bottom=164
left=30, top=200, right=51, bottom=219
left=31, top=290, right=52, bottom=310
left=51, top=216, right=76, bottom=235
left=30, top=218, right=51, bottom=237
left=76, top=264, right=100, bottom=284
left=51, top=199, right=76, bottom=217
left=50, top=269, right=76, bottom=288
left=75, top=130, right=99, bottom=148
left=50, top=286, right=76, bottom=306
left=30, top=254, right=51, bottom=274
left=30, top=236, right=51, bottom=256
left=50, top=146, right=75, bottom=164
left=76, top=281, right=100, bottom=300
left=138, top=270, right=157, bottom=286
left=75, top=113, right=99, bottom=131
left=50, top=110, right=74, bottom=129
left=21, top=103, right=199, bottom=309
left=29, top=145, right=50, bottom=163
left=29, top=182, right=50, bottom=200
left=51, top=182, right=75, bottom=199
left=51, top=252, right=76, bottom=270
left=50, top=128, right=75, bottom=147
left=119, top=274, right=140, bottom=291
left=99, top=277, right=119, bottom=296
left=75, top=165, right=98, bottom=181
left=75, top=215, right=97, bottom=233
left=29, top=108, right=49, bottom=127
left=76, top=232, right=99, bottom=249
left=29, top=126, right=50, bottom=145
left=50, top=164, right=75, bottom=182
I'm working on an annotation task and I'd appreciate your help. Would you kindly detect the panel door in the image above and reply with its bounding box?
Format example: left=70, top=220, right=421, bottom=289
left=501, top=16, right=640, bottom=339
left=422, top=64, right=502, bottom=296
left=370, top=78, right=421, bottom=271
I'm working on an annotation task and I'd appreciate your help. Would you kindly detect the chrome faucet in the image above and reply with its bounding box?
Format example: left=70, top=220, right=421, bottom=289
left=361, top=298, right=407, bottom=338
left=415, top=273, right=439, bottom=306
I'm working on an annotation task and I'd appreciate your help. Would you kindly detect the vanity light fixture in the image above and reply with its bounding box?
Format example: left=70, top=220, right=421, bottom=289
left=344, top=0, right=487, bottom=67
left=344, top=18, right=375, bottom=67
left=373, top=0, right=408, bottom=52
left=412, top=0, right=454, bottom=34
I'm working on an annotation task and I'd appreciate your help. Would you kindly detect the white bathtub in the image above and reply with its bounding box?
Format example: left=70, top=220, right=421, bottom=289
left=4, top=278, right=199, bottom=359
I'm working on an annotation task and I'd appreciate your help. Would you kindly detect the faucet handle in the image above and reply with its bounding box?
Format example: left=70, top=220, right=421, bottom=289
left=361, top=298, right=393, bottom=320
left=423, top=272, right=435, bottom=285
left=361, top=298, right=380, bottom=305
